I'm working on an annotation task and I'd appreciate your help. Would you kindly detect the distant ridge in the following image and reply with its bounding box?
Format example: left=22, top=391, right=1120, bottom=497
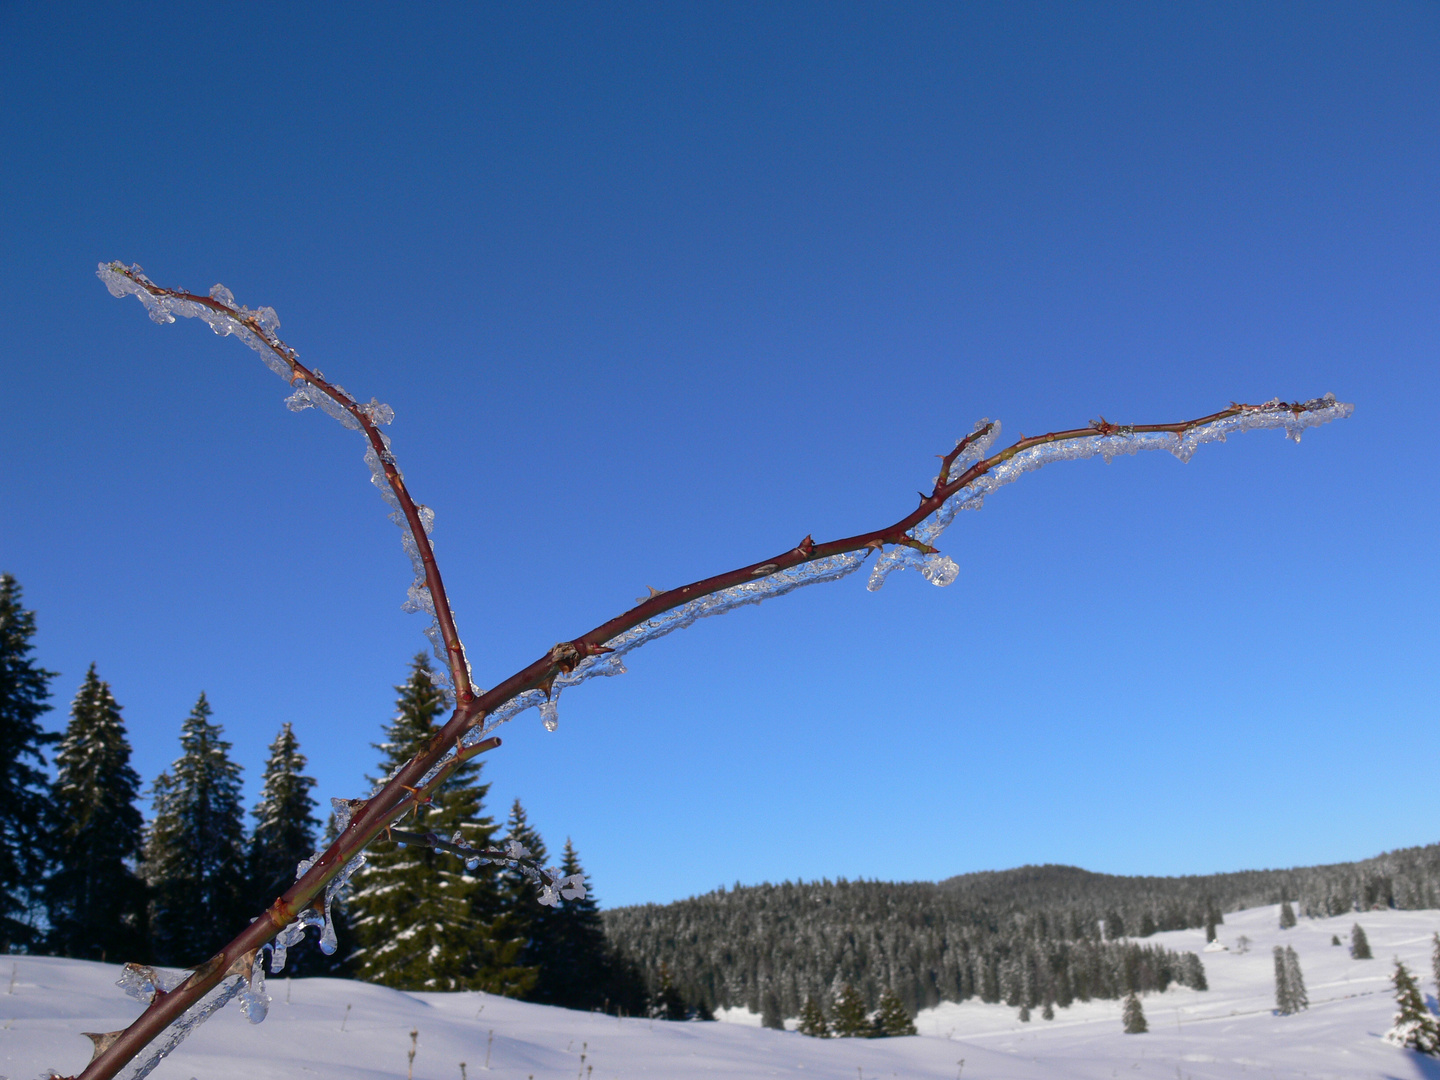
left=604, top=841, right=1440, bottom=1021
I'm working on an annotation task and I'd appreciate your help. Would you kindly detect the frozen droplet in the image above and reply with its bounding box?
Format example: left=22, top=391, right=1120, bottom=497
left=238, top=952, right=270, bottom=1024
left=921, top=554, right=960, bottom=587
left=466, top=857, right=481, bottom=871
left=209, top=284, right=235, bottom=307
left=540, top=699, right=559, bottom=732
left=358, top=397, right=395, bottom=425
left=254, top=306, right=281, bottom=334
left=285, top=386, right=315, bottom=412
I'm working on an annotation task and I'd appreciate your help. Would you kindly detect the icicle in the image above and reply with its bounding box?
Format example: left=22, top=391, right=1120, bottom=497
left=539, top=698, right=559, bottom=733
left=318, top=890, right=338, bottom=956
left=237, top=952, right=269, bottom=1024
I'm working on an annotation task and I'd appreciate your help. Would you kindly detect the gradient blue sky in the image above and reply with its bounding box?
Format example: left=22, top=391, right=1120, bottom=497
left=2, top=3, right=1436, bottom=909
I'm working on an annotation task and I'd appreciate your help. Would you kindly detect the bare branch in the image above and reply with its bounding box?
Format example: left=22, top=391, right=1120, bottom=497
left=75, top=262, right=1353, bottom=1080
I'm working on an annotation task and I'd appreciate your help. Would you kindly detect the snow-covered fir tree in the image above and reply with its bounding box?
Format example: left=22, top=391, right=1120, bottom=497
left=1351, top=922, right=1373, bottom=959
left=830, top=981, right=870, bottom=1037
left=760, top=987, right=785, bottom=1029
left=798, top=995, right=829, bottom=1037
left=249, top=723, right=320, bottom=907
left=1431, top=931, right=1439, bottom=992
left=144, top=692, right=247, bottom=966
left=1384, top=960, right=1440, bottom=1056
left=348, top=654, right=530, bottom=993
left=1122, top=990, right=1147, bottom=1033
left=1279, top=900, right=1297, bottom=929
left=872, top=986, right=916, bottom=1036
left=43, top=665, right=146, bottom=961
left=0, top=574, right=56, bottom=949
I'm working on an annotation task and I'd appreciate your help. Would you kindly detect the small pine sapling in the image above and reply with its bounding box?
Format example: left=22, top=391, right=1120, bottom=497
left=798, top=996, right=830, bottom=1038
left=872, top=987, right=916, bottom=1037
left=73, top=262, right=1354, bottom=1080
left=1352, top=923, right=1374, bottom=960
left=1279, top=900, right=1297, bottom=929
left=830, top=983, right=870, bottom=1038
left=1331, top=934, right=1342, bottom=946
left=1122, top=992, right=1147, bottom=1034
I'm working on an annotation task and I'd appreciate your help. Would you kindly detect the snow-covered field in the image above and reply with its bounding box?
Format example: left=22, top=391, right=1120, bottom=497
left=4, top=905, right=1438, bottom=1080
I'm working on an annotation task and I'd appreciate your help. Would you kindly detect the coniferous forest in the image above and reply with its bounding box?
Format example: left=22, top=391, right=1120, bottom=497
left=4, top=571, right=1440, bottom=1026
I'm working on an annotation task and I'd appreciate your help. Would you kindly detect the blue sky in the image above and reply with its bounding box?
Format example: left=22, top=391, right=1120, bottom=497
left=2, top=3, right=1436, bottom=909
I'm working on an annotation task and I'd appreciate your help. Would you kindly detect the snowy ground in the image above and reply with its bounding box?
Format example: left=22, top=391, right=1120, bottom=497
left=4, top=905, right=1439, bottom=1080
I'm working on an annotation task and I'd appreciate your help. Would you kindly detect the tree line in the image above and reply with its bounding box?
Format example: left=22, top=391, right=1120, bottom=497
left=0, top=574, right=643, bottom=1012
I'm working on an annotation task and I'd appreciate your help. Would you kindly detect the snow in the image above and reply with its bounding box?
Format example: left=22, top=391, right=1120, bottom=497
left=4, top=905, right=1437, bottom=1079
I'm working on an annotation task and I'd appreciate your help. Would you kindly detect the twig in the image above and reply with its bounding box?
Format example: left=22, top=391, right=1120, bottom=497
left=74, top=262, right=1353, bottom=1080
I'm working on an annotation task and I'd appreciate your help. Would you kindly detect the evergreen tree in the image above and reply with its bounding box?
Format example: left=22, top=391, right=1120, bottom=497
left=0, top=574, right=56, bottom=949
left=760, top=988, right=785, bottom=1030
left=43, top=666, right=147, bottom=961
left=497, top=799, right=556, bottom=989
left=1017, top=1004, right=1031, bottom=1022
left=1431, top=931, right=1439, bottom=993
left=872, top=986, right=916, bottom=1036
left=250, top=723, right=319, bottom=907
left=1331, top=934, right=1342, bottom=946
left=1273, top=946, right=1291, bottom=1013
left=1351, top=923, right=1373, bottom=960
left=1279, top=900, right=1297, bottom=929
left=1122, top=991, right=1147, bottom=1033
left=1284, top=946, right=1307, bottom=1011
left=1041, top=997, right=1055, bottom=1021
left=649, top=961, right=687, bottom=1020
left=349, top=655, right=529, bottom=993
left=532, top=838, right=611, bottom=1009
left=1384, top=960, right=1440, bottom=1056
left=144, top=693, right=247, bottom=965
left=798, top=995, right=830, bottom=1037
left=249, top=723, right=328, bottom=974
left=830, top=982, right=870, bottom=1037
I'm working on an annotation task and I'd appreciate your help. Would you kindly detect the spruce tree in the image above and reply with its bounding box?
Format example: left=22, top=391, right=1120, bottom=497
left=1431, top=931, right=1439, bottom=993
left=1384, top=960, right=1440, bottom=1055
left=43, top=665, right=147, bottom=961
left=1122, top=991, right=1147, bottom=1033
left=0, top=574, right=56, bottom=949
left=1273, top=946, right=1291, bottom=1014
left=1041, top=997, right=1055, bottom=1021
left=649, top=961, right=687, bottom=1020
left=249, top=723, right=326, bottom=973
left=144, top=693, right=247, bottom=966
left=798, top=995, right=830, bottom=1037
left=873, top=986, right=916, bottom=1036
left=1351, top=923, right=1373, bottom=960
left=830, top=982, right=870, bottom=1037
left=348, top=654, right=529, bottom=993
left=1279, top=900, right=1297, bottom=929
left=1280, top=945, right=1307, bottom=1013
left=531, top=838, right=610, bottom=1009
left=497, top=799, right=555, bottom=990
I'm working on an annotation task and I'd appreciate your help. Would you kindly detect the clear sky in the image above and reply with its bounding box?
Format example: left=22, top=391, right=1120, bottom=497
left=1, top=3, right=1436, bottom=910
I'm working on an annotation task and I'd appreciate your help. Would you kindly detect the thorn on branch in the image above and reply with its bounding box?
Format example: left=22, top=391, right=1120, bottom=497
left=794, top=535, right=815, bottom=557
left=82, top=1031, right=124, bottom=1062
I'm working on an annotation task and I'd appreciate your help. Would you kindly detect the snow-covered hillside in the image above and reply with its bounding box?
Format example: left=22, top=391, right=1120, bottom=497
left=4, top=906, right=1438, bottom=1080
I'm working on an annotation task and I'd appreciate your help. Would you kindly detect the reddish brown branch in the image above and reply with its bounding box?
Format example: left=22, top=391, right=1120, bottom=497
left=81, top=265, right=1344, bottom=1079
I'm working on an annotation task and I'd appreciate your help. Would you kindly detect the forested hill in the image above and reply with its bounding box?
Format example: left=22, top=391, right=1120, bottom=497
left=602, top=842, right=1440, bottom=1020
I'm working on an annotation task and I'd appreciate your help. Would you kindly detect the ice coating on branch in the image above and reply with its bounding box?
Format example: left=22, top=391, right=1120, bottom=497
left=101, top=263, right=454, bottom=689
left=115, top=975, right=246, bottom=1080
left=473, top=552, right=863, bottom=735
left=117, top=964, right=185, bottom=1004
left=539, top=698, right=559, bottom=732
left=866, top=398, right=1353, bottom=591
